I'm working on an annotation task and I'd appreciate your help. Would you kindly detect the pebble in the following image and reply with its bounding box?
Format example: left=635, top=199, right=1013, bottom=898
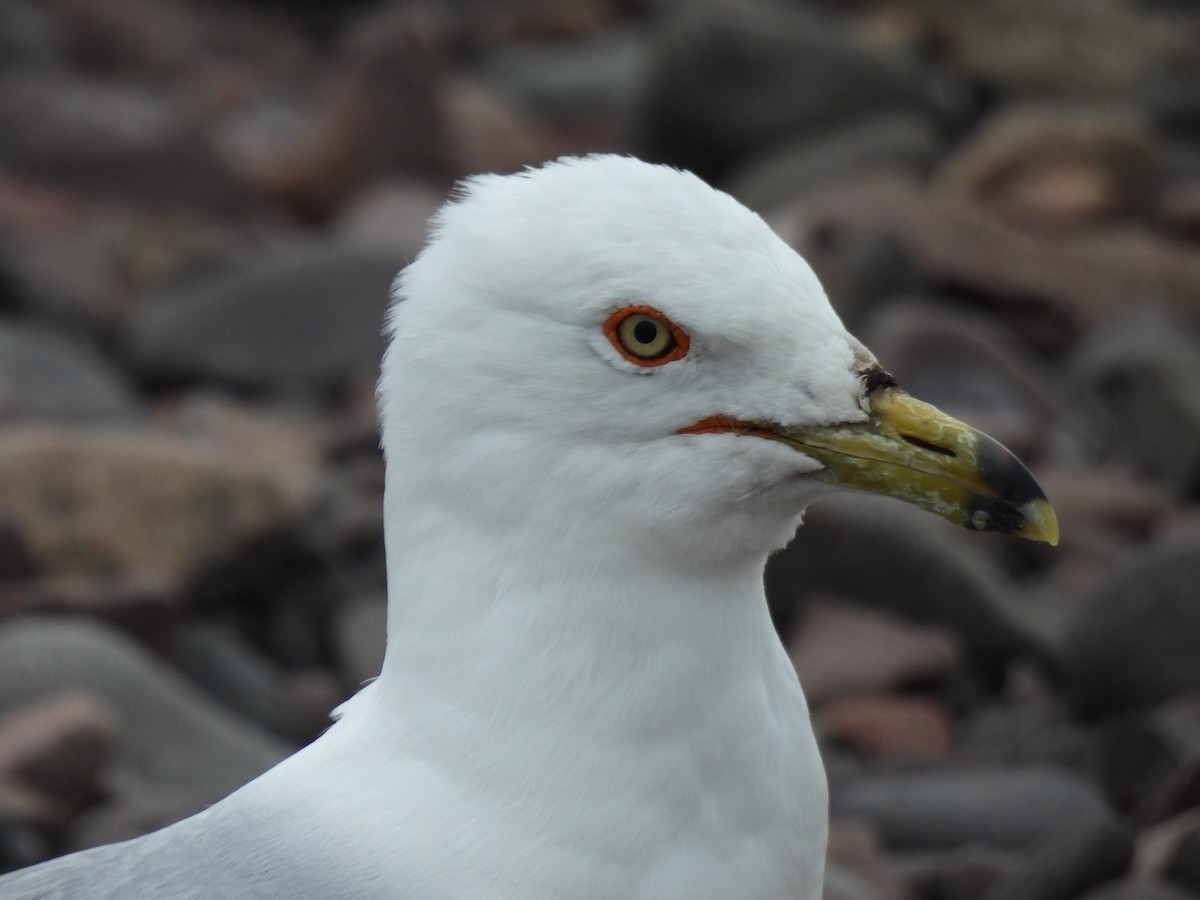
left=0, top=318, right=143, bottom=425
left=820, top=693, right=955, bottom=763
left=0, top=618, right=289, bottom=797
left=123, top=242, right=406, bottom=398
left=832, top=766, right=1116, bottom=851
left=770, top=493, right=1055, bottom=680
left=634, top=5, right=941, bottom=179
left=0, top=693, right=115, bottom=829
left=1062, top=540, right=1200, bottom=717
left=0, top=425, right=314, bottom=583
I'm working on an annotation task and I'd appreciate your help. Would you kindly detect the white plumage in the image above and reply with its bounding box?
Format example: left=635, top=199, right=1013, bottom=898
left=0, top=155, right=1055, bottom=899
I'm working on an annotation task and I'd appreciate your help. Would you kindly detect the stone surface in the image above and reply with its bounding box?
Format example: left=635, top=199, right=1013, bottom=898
left=780, top=174, right=1200, bottom=334
left=935, top=106, right=1155, bottom=232
left=0, top=618, right=288, bottom=796
left=0, top=318, right=143, bottom=425
left=0, top=574, right=175, bottom=649
left=174, top=623, right=327, bottom=744
left=1073, top=314, right=1200, bottom=495
left=335, top=178, right=444, bottom=257
left=788, top=600, right=960, bottom=706
left=832, top=767, right=1115, bottom=851
left=634, top=5, right=944, bottom=180
left=0, top=693, right=115, bottom=829
left=984, top=809, right=1135, bottom=900
left=727, top=111, right=942, bottom=213
left=0, top=426, right=314, bottom=582
left=1062, top=541, right=1200, bottom=717
left=124, top=242, right=406, bottom=397
left=912, top=0, right=1200, bottom=101
left=1081, top=878, right=1200, bottom=900
left=824, top=818, right=905, bottom=900
left=769, top=493, right=1055, bottom=680
left=334, top=595, right=388, bottom=686
left=821, top=694, right=955, bottom=762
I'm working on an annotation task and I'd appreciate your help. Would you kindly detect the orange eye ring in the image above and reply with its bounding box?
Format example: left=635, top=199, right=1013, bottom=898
left=603, top=306, right=690, bottom=367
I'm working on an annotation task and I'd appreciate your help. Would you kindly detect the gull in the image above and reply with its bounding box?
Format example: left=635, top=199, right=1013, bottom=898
left=0, top=155, right=1057, bottom=899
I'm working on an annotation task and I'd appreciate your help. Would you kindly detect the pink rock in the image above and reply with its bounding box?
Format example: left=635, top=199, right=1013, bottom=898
left=788, top=599, right=960, bottom=705
left=0, top=693, right=116, bottom=828
left=821, top=694, right=955, bottom=762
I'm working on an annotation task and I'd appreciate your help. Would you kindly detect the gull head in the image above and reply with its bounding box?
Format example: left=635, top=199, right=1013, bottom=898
left=379, top=155, right=1057, bottom=570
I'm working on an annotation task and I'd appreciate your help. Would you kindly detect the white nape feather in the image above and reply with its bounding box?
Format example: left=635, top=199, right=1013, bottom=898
left=0, top=155, right=878, bottom=899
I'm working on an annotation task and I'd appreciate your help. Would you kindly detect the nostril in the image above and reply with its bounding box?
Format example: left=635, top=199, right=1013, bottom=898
left=902, top=435, right=957, bottom=457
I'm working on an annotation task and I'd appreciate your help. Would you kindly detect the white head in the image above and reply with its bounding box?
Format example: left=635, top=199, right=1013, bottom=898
left=379, top=156, right=873, bottom=570
left=379, top=155, right=1055, bottom=578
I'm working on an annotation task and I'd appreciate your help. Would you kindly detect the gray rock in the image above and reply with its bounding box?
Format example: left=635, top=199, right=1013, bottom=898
left=0, top=517, right=35, bottom=582
left=1073, top=313, right=1200, bottom=495
left=832, top=766, right=1115, bottom=851
left=983, top=808, right=1134, bottom=900
left=173, top=624, right=324, bottom=745
left=1095, top=699, right=1200, bottom=823
left=0, top=319, right=142, bottom=425
left=0, top=618, right=288, bottom=797
left=767, top=493, right=1056, bottom=679
left=1062, top=540, right=1200, bottom=717
left=124, top=242, right=405, bottom=397
left=1081, top=878, right=1200, bottom=899
left=334, top=596, right=388, bottom=686
left=0, top=810, right=45, bottom=877
left=726, top=111, right=943, bottom=212
left=861, top=298, right=1098, bottom=462
left=633, top=5, right=948, bottom=179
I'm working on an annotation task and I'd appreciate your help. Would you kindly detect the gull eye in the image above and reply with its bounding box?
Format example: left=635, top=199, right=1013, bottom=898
left=603, top=306, right=690, bottom=367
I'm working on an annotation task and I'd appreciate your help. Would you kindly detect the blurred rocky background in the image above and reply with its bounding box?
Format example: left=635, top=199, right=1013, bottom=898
left=1, top=0, right=1199, bottom=897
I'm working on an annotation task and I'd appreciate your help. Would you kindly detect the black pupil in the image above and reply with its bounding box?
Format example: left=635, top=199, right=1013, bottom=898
left=633, top=319, right=659, bottom=345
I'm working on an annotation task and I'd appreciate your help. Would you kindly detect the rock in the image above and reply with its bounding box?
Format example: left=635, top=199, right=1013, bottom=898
left=1062, top=541, right=1200, bottom=717
left=983, top=808, right=1135, bottom=900
left=0, top=425, right=315, bottom=582
left=0, top=574, right=176, bottom=649
left=123, top=242, right=405, bottom=398
left=217, top=5, right=443, bottom=215
left=0, top=810, right=46, bottom=877
left=824, top=820, right=905, bottom=900
left=911, top=0, right=1200, bottom=102
left=0, top=618, right=289, bottom=796
left=769, top=493, right=1056, bottom=681
left=934, top=106, right=1155, bottom=232
left=1095, top=698, right=1200, bottom=825
left=726, top=111, right=942, bottom=213
left=440, top=76, right=561, bottom=178
left=1138, top=811, right=1200, bottom=892
left=859, top=298, right=1096, bottom=462
left=0, top=318, right=143, bottom=425
left=831, top=766, right=1115, bottom=851
left=1081, top=879, right=1200, bottom=900
left=821, top=694, right=954, bottom=763
left=174, top=623, right=327, bottom=744
left=482, top=28, right=649, bottom=131
left=0, top=74, right=245, bottom=212
left=894, top=845, right=1023, bottom=900
left=1158, top=181, right=1200, bottom=238
left=780, top=174, right=1200, bottom=335
left=1073, top=314, right=1200, bottom=495
left=334, top=595, right=388, bottom=686
left=335, top=178, right=444, bottom=257
left=788, top=600, right=960, bottom=706
left=633, top=5, right=945, bottom=180
left=65, top=768, right=218, bottom=853
left=0, top=517, right=35, bottom=582
left=0, top=693, right=115, bottom=829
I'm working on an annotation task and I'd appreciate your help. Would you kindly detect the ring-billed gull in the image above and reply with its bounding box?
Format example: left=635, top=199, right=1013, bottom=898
left=0, top=155, right=1056, bottom=899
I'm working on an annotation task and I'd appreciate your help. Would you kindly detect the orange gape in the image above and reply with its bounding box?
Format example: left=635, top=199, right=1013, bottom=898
left=677, top=416, right=779, bottom=440
left=603, top=306, right=691, bottom=367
